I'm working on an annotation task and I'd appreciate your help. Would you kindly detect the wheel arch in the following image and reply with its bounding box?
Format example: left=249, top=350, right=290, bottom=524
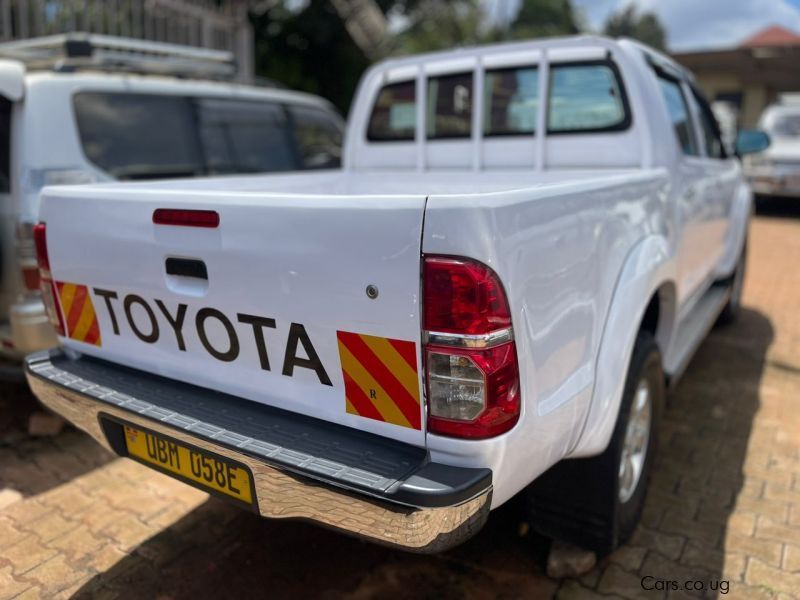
left=569, top=235, right=675, bottom=458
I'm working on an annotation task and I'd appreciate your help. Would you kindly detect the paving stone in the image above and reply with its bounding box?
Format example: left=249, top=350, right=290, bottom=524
left=598, top=564, right=658, bottom=599
left=745, top=557, right=800, bottom=597
left=782, top=543, right=800, bottom=573
left=754, top=515, right=800, bottom=547
left=0, top=565, right=32, bottom=599
left=0, top=489, right=23, bottom=511
left=3, top=535, right=59, bottom=576
left=557, top=578, right=627, bottom=600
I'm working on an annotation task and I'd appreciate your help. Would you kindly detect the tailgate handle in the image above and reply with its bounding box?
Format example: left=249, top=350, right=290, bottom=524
left=165, top=258, right=208, bottom=280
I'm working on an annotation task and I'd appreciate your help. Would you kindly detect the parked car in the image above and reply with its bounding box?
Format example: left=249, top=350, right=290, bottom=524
left=744, top=103, right=800, bottom=198
left=0, top=34, right=343, bottom=372
left=26, top=35, right=767, bottom=555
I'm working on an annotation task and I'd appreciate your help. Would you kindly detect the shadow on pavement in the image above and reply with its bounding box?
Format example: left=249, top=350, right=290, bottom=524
left=625, top=307, right=773, bottom=596
left=0, top=381, right=114, bottom=498
left=70, top=309, right=772, bottom=599
left=754, top=195, right=800, bottom=219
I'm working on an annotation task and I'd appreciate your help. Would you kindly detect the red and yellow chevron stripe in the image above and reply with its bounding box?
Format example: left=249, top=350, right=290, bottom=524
left=55, top=282, right=102, bottom=346
left=336, top=331, right=421, bottom=430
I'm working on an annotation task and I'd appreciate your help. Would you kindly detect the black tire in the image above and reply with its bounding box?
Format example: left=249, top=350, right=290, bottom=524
left=716, top=242, right=746, bottom=326
left=526, top=331, right=664, bottom=555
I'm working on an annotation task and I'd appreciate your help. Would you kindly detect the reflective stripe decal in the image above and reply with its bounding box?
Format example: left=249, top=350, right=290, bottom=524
left=336, top=331, right=421, bottom=430
left=56, top=282, right=102, bottom=346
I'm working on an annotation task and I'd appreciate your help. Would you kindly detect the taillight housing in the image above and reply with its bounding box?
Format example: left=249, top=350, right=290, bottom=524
left=423, top=256, right=520, bottom=439
left=33, top=223, right=66, bottom=336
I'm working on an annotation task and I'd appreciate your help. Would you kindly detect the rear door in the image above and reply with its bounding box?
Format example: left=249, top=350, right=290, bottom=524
left=686, top=85, right=740, bottom=269
left=41, top=184, right=428, bottom=446
left=654, top=70, right=714, bottom=306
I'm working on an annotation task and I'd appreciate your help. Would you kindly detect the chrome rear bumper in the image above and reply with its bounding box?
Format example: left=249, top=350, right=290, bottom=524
left=25, top=350, right=492, bottom=552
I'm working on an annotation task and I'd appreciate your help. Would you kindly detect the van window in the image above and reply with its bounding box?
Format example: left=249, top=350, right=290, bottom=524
left=427, top=72, right=473, bottom=139
left=367, top=81, right=416, bottom=142
left=484, top=66, right=539, bottom=136
left=73, top=92, right=302, bottom=179
left=0, top=98, right=10, bottom=193
left=548, top=63, right=629, bottom=133
left=656, top=76, right=698, bottom=156
left=289, top=105, right=344, bottom=169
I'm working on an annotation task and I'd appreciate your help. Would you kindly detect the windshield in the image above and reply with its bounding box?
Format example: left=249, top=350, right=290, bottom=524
left=73, top=92, right=341, bottom=180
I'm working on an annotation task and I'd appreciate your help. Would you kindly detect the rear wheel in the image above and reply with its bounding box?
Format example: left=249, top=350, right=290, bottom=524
left=717, top=242, right=746, bottom=325
left=526, top=331, right=664, bottom=555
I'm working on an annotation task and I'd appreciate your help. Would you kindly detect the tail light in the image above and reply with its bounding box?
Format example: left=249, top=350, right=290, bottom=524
left=21, top=264, right=40, bottom=291
left=16, top=223, right=40, bottom=291
left=423, top=256, right=520, bottom=439
left=33, top=223, right=66, bottom=336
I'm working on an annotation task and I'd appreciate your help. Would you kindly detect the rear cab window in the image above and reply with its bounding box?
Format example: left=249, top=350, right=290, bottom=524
left=548, top=62, right=630, bottom=133
left=366, top=81, right=416, bottom=141
left=365, top=59, right=632, bottom=143
left=427, top=72, right=473, bottom=139
left=484, top=66, right=539, bottom=136
left=73, top=92, right=342, bottom=180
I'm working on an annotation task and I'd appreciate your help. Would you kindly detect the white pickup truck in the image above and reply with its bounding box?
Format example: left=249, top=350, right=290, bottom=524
left=26, top=36, right=768, bottom=555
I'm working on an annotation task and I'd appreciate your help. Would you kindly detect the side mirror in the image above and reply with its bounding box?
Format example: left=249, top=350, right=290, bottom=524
left=735, top=129, right=770, bottom=156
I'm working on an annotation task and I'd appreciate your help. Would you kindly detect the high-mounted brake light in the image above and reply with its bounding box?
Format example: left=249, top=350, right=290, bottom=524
left=33, top=223, right=66, bottom=336
left=423, top=256, right=520, bottom=439
left=153, top=209, right=220, bottom=228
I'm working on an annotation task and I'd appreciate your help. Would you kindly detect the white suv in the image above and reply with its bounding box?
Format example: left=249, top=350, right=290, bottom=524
left=0, top=35, right=344, bottom=372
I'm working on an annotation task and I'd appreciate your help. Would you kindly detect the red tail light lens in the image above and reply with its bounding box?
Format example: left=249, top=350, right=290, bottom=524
left=33, top=223, right=66, bottom=336
left=33, top=223, right=50, bottom=270
left=21, top=265, right=40, bottom=291
left=423, top=255, right=520, bottom=439
left=424, top=257, right=511, bottom=335
left=153, top=209, right=219, bottom=228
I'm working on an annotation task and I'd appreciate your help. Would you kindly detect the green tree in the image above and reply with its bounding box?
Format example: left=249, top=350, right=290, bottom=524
left=604, top=5, right=666, bottom=51
left=508, top=0, right=579, bottom=39
left=393, top=0, right=494, bottom=54
left=251, top=1, right=370, bottom=114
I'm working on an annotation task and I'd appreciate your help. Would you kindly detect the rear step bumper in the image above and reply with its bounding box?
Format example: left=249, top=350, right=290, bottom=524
left=25, top=350, right=492, bottom=553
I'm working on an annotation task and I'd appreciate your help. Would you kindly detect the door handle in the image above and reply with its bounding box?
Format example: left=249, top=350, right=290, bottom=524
left=165, top=258, right=208, bottom=280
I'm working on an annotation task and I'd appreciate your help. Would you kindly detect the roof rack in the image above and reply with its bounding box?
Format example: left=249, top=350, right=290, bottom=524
left=0, top=33, right=237, bottom=79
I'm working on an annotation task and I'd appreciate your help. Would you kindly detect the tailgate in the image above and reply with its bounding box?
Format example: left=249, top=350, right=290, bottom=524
left=40, top=186, right=428, bottom=446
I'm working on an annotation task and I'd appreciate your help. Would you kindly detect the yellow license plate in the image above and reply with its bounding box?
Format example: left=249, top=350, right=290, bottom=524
left=123, top=425, right=253, bottom=505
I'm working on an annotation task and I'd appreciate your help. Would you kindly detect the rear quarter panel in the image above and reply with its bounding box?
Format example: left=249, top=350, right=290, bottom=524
left=421, top=169, right=671, bottom=507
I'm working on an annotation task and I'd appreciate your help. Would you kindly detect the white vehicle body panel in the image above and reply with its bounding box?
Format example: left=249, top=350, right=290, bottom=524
left=745, top=104, right=800, bottom=198
left=0, top=64, right=342, bottom=359
left=38, top=35, right=753, bottom=510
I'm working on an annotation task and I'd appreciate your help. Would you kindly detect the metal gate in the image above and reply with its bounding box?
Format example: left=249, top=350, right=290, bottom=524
left=0, top=0, right=253, bottom=81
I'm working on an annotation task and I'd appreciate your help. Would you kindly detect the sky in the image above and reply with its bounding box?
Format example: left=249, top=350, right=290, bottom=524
left=491, top=0, right=800, bottom=51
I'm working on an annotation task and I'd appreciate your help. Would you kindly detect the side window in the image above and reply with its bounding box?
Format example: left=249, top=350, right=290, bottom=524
left=289, top=105, right=344, bottom=169
left=656, top=76, right=698, bottom=156
left=0, top=98, right=10, bottom=193
left=690, top=88, right=727, bottom=159
left=548, top=63, right=629, bottom=133
left=367, top=81, right=416, bottom=142
left=74, top=92, right=303, bottom=179
left=74, top=92, right=205, bottom=179
left=484, top=66, right=539, bottom=136
left=427, top=72, right=473, bottom=139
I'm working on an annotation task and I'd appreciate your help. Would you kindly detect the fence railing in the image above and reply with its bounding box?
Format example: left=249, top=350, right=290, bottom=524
left=0, top=0, right=253, bottom=81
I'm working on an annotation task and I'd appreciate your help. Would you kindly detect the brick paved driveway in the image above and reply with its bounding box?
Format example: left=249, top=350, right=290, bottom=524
left=1, top=203, right=799, bottom=599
